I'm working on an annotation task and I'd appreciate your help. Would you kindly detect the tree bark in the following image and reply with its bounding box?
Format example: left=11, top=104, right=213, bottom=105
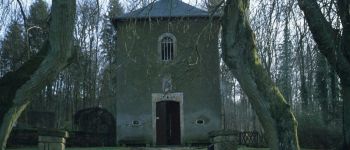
left=297, top=0, right=350, bottom=148
left=0, top=41, right=49, bottom=149
left=0, top=0, right=76, bottom=149
left=221, top=0, right=300, bottom=149
left=343, top=82, right=350, bottom=149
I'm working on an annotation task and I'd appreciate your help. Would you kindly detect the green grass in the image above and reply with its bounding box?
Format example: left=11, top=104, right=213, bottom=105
left=7, top=147, right=126, bottom=150
left=6, top=147, right=319, bottom=150
left=6, top=147, right=318, bottom=150
left=67, top=148, right=129, bottom=150
left=7, top=148, right=128, bottom=150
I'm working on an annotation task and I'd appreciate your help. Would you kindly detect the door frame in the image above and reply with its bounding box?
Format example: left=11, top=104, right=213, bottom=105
left=152, top=93, right=183, bottom=145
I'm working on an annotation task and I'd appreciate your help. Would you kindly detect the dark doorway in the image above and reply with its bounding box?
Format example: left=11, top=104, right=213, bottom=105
left=156, top=101, right=181, bottom=145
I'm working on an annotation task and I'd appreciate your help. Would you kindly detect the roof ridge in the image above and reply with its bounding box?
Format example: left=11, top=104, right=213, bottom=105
left=117, top=0, right=211, bottom=19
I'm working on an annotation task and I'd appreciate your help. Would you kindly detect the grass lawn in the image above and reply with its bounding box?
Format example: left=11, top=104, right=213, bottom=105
left=7, top=147, right=152, bottom=150
left=6, top=147, right=243, bottom=150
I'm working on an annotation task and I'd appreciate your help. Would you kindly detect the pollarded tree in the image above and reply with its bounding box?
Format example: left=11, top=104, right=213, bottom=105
left=222, top=0, right=300, bottom=149
left=0, top=0, right=76, bottom=149
left=297, top=0, right=350, bottom=148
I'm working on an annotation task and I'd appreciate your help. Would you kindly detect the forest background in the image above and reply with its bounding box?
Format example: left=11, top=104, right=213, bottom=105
left=0, top=0, right=343, bottom=149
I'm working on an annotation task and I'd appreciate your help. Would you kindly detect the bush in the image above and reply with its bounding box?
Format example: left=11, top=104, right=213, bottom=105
left=297, top=112, right=342, bottom=149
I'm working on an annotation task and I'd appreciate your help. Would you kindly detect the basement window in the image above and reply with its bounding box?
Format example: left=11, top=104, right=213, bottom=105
left=196, top=119, right=205, bottom=125
left=132, top=120, right=140, bottom=125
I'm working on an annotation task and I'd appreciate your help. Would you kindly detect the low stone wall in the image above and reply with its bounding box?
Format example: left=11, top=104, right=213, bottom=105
left=209, top=130, right=239, bottom=150
left=7, top=128, right=38, bottom=147
left=38, top=129, right=69, bottom=150
left=8, top=128, right=115, bottom=148
left=66, top=131, right=115, bottom=147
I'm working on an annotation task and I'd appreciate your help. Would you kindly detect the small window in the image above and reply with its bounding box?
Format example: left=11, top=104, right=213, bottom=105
left=132, top=120, right=140, bottom=125
left=196, top=119, right=205, bottom=125
left=158, top=33, right=176, bottom=61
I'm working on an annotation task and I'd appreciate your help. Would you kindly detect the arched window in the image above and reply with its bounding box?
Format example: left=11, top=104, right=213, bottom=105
left=158, top=33, right=176, bottom=61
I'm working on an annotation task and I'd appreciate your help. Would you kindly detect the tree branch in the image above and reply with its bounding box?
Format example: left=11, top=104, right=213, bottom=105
left=15, top=0, right=26, bottom=24
left=336, top=0, right=350, bottom=26
left=0, top=41, right=49, bottom=120
left=297, top=0, right=338, bottom=66
left=336, top=0, right=350, bottom=65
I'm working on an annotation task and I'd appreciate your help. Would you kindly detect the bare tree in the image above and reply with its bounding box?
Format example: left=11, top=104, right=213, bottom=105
left=0, top=0, right=76, bottom=149
left=297, top=0, right=350, bottom=148
left=222, top=0, right=299, bottom=149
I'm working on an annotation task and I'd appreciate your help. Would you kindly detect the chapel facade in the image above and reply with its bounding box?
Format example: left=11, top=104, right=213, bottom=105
left=113, top=0, right=221, bottom=146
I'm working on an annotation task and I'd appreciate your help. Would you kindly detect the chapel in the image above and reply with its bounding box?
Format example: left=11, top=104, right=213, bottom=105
left=113, top=0, right=221, bottom=145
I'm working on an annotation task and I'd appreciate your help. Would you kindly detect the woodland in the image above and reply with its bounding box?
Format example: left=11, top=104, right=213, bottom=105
left=0, top=0, right=349, bottom=150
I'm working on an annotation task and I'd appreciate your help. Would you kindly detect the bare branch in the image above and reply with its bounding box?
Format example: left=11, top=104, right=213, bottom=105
left=15, top=0, right=26, bottom=25
left=297, top=0, right=338, bottom=66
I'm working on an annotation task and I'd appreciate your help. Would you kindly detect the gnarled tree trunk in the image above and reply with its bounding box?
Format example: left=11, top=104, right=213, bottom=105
left=221, top=0, right=300, bottom=149
left=297, top=0, right=350, bottom=148
left=0, top=0, right=76, bottom=149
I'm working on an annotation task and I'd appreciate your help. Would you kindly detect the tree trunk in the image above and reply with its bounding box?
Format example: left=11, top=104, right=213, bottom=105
left=0, top=42, right=50, bottom=149
left=315, top=53, right=329, bottom=123
left=0, top=102, right=31, bottom=150
left=329, top=67, right=338, bottom=117
left=297, top=0, right=350, bottom=148
left=0, top=0, right=76, bottom=149
left=298, top=47, right=309, bottom=112
left=222, top=0, right=300, bottom=149
left=343, top=81, right=350, bottom=149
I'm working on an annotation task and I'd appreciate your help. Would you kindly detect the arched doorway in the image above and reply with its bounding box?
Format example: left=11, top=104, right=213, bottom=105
left=72, top=107, right=115, bottom=146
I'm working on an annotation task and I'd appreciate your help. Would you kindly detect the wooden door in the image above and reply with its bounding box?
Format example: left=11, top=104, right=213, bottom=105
left=156, top=101, right=180, bottom=145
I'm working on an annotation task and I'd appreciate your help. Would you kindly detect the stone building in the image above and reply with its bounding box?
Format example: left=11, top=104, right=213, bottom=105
left=113, top=0, right=221, bottom=146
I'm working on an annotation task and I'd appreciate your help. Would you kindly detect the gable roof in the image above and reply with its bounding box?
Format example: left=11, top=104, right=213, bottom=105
left=117, top=0, right=213, bottom=20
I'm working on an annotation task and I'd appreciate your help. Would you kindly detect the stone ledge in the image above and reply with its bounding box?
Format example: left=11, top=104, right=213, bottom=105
left=38, top=129, right=69, bottom=138
left=211, top=135, right=239, bottom=143
left=39, top=136, right=66, bottom=143
left=208, top=129, right=239, bottom=138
